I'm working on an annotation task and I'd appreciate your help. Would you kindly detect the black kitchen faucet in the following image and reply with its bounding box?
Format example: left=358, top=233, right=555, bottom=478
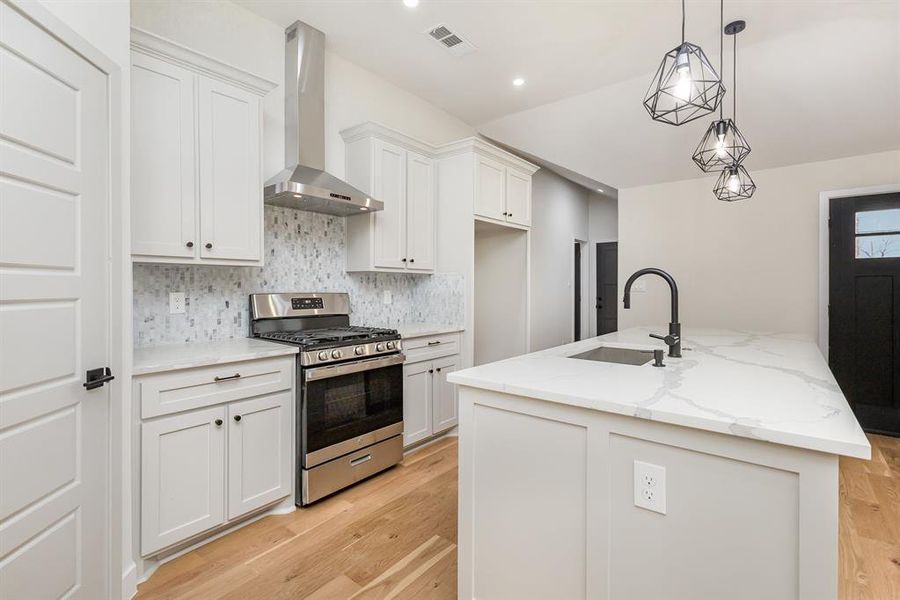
left=623, top=268, right=682, bottom=358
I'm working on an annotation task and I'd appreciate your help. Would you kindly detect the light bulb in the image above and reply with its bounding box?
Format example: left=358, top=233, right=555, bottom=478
left=673, top=68, right=692, bottom=102
left=715, top=134, right=727, bottom=158
left=727, top=171, right=741, bottom=193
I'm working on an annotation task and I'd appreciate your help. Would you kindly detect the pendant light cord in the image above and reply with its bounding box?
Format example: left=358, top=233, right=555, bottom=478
left=733, top=32, right=737, bottom=123
left=681, top=0, right=686, bottom=43
left=719, top=0, right=723, bottom=119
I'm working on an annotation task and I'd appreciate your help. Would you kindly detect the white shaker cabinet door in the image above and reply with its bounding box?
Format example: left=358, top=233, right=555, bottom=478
left=131, top=53, right=197, bottom=258
left=373, top=139, right=408, bottom=269
left=403, top=362, right=433, bottom=447
left=474, top=155, right=506, bottom=221
left=141, top=406, right=227, bottom=555
left=405, top=150, right=435, bottom=272
left=227, top=392, right=292, bottom=520
left=505, top=167, right=532, bottom=227
left=198, top=77, right=262, bottom=262
left=431, top=357, right=460, bottom=434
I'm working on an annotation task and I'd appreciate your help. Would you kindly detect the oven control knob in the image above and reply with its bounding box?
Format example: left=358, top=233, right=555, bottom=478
left=386, top=341, right=396, bottom=350
left=375, top=343, right=385, bottom=352
left=331, top=349, right=343, bottom=359
left=317, top=351, right=329, bottom=361
left=354, top=346, right=364, bottom=356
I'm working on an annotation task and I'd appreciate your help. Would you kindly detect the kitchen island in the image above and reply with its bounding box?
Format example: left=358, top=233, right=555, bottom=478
left=448, top=327, right=870, bottom=600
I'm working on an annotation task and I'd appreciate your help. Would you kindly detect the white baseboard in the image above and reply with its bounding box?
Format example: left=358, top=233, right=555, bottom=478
left=122, top=562, right=137, bottom=600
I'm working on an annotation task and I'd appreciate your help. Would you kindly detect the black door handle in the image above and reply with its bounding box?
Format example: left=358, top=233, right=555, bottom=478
left=84, top=367, right=114, bottom=390
left=234, top=415, right=242, bottom=422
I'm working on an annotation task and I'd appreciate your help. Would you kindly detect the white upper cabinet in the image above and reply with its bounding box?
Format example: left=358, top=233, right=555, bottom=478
left=130, top=29, right=275, bottom=266
left=131, top=54, right=196, bottom=258
left=198, top=77, right=262, bottom=261
left=343, top=124, right=436, bottom=274
left=405, top=150, right=436, bottom=271
left=474, top=155, right=506, bottom=221
left=505, top=167, right=532, bottom=227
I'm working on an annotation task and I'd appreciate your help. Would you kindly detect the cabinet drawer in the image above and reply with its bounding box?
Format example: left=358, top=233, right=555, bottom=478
left=138, top=356, right=293, bottom=418
left=402, top=333, right=460, bottom=363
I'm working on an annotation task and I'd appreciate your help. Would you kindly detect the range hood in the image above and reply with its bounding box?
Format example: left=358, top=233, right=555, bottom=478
left=264, top=21, right=382, bottom=216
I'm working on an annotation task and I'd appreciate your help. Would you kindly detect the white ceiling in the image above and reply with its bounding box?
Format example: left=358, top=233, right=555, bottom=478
left=237, top=0, right=900, bottom=189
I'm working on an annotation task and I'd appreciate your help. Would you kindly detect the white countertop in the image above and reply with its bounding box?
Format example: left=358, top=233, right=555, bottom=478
left=396, top=323, right=464, bottom=339
left=133, top=338, right=298, bottom=376
left=448, top=327, right=870, bottom=459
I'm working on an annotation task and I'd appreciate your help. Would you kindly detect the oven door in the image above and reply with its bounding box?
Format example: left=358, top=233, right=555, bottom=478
left=301, top=353, right=404, bottom=468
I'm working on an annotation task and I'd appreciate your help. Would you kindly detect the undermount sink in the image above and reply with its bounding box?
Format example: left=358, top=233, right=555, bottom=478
left=569, top=345, right=653, bottom=366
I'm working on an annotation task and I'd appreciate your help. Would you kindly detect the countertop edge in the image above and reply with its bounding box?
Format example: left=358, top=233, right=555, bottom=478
left=133, top=342, right=299, bottom=376
left=447, top=373, right=872, bottom=460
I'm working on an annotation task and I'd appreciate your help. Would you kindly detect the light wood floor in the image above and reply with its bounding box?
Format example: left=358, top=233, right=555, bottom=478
left=136, top=434, right=900, bottom=600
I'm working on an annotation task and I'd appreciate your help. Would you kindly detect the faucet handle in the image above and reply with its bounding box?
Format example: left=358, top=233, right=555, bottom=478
left=650, top=333, right=679, bottom=346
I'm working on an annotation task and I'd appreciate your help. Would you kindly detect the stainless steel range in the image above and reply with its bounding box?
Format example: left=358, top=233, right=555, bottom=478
left=250, top=292, right=404, bottom=505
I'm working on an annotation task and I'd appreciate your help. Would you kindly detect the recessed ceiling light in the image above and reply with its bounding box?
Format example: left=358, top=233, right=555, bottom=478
left=596, top=188, right=604, bottom=193
left=512, top=77, right=525, bottom=87
left=403, top=0, right=419, bottom=7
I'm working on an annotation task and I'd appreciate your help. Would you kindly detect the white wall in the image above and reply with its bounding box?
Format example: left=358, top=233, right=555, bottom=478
left=132, top=0, right=474, bottom=182
left=619, top=150, right=900, bottom=338
left=474, top=222, right=528, bottom=365
left=530, top=169, right=591, bottom=351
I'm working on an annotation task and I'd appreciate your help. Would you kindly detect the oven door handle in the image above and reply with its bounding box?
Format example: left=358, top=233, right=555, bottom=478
left=305, top=353, right=406, bottom=381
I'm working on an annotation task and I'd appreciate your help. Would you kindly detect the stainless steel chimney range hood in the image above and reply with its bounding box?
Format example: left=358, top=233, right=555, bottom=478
left=264, top=21, right=383, bottom=216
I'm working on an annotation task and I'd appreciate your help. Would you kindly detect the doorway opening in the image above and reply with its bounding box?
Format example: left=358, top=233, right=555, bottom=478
left=596, top=242, right=618, bottom=336
left=828, top=192, right=900, bottom=436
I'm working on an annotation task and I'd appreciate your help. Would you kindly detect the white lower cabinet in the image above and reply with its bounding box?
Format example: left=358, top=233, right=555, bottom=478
left=402, top=338, right=460, bottom=447
left=137, top=355, right=294, bottom=556
left=227, top=392, right=292, bottom=519
left=141, top=406, right=227, bottom=556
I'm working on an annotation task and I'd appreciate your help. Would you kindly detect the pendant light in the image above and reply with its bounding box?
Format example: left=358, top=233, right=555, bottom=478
left=643, top=0, right=725, bottom=126
left=692, top=5, right=750, bottom=172
left=713, top=19, right=756, bottom=201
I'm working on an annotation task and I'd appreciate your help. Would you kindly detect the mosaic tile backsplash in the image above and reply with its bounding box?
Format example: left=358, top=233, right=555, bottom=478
left=133, top=206, right=465, bottom=347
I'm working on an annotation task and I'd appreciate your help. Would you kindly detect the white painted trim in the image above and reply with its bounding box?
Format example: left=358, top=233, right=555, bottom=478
left=437, top=136, right=540, bottom=174
left=130, top=27, right=277, bottom=96
left=339, top=121, right=435, bottom=156
left=817, top=183, right=900, bottom=359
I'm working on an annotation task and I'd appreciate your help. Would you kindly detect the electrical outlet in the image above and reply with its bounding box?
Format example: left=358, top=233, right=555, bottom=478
left=169, top=292, right=186, bottom=315
left=634, top=460, right=666, bottom=514
left=383, top=290, right=392, bottom=305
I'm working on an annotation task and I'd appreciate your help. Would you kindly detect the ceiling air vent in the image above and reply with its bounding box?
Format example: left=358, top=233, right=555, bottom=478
left=426, top=24, right=476, bottom=57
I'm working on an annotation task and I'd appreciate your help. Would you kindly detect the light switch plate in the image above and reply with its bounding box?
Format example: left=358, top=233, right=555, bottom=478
left=634, top=460, right=667, bottom=514
left=169, top=292, right=185, bottom=314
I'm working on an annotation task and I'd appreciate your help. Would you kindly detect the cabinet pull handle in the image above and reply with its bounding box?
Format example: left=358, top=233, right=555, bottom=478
left=350, top=454, right=372, bottom=467
left=205, top=242, right=213, bottom=249
left=214, top=373, right=241, bottom=382
left=234, top=415, right=242, bottom=422
left=409, top=258, right=415, bottom=263
left=427, top=341, right=442, bottom=346
left=429, top=369, right=434, bottom=373
left=401, top=258, right=407, bottom=262
left=214, top=419, right=223, bottom=426
left=508, top=212, right=512, bottom=217
left=436, top=367, right=442, bottom=372
left=186, top=241, right=194, bottom=248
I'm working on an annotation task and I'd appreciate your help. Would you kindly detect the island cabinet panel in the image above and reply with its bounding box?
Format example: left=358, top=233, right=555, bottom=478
left=469, top=404, right=588, bottom=600
left=457, top=387, right=841, bottom=600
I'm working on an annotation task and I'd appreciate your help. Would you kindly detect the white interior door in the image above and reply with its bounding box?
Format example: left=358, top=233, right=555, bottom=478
left=0, top=2, right=111, bottom=597
left=405, top=150, right=435, bottom=271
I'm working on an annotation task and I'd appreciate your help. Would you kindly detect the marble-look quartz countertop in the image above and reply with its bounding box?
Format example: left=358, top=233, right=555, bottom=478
left=133, top=338, right=298, bottom=376
left=447, top=327, right=870, bottom=459
left=396, top=323, right=464, bottom=339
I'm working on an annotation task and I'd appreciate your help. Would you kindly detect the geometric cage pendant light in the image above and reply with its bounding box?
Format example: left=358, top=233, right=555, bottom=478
left=692, top=4, right=751, bottom=172
left=712, top=19, right=756, bottom=201
left=643, top=0, right=725, bottom=126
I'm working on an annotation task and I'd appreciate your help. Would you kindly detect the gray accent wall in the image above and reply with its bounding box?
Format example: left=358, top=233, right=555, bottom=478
left=133, top=206, right=465, bottom=347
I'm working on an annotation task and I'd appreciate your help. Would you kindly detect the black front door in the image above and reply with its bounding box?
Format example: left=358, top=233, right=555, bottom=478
left=829, top=193, right=900, bottom=436
left=596, top=242, right=618, bottom=335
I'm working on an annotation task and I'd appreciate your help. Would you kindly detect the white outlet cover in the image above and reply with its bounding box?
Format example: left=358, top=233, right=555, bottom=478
left=169, top=292, right=186, bottom=315
left=634, top=460, right=666, bottom=514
